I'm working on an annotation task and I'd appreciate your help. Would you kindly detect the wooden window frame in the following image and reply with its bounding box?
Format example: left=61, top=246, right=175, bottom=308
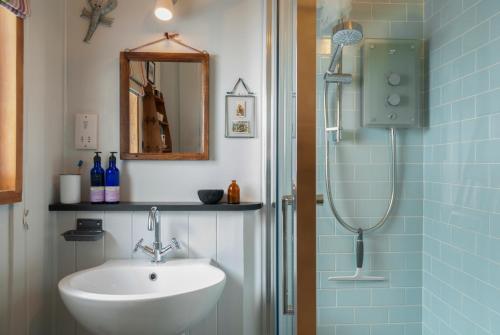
left=0, top=9, right=24, bottom=204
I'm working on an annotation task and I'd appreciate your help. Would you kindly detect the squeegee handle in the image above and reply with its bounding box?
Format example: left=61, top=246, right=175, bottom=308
left=356, top=229, right=364, bottom=268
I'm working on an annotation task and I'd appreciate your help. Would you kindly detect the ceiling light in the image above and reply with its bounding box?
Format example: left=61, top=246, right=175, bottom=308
left=154, top=0, right=174, bottom=21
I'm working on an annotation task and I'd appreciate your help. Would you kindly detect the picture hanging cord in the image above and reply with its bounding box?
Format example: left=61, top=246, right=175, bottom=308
left=127, top=32, right=207, bottom=54
left=227, top=78, right=255, bottom=95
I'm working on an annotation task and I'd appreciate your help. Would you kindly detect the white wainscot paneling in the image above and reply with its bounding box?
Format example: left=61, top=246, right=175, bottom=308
left=55, top=212, right=76, bottom=335
left=104, top=212, right=132, bottom=259
left=0, top=206, right=10, bottom=334
left=54, top=210, right=261, bottom=335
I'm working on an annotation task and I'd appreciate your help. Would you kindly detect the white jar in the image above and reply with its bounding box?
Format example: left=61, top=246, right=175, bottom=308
left=60, top=174, right=81, bottom=204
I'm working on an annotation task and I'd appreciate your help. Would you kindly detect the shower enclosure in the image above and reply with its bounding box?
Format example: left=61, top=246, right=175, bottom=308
left=275, top=0, right=298, bottom=333
left=272, top=1, right=500, bottom=334
left=274, top=0, right=316, bottom=334
left=274, top=0, right=425, bottom=333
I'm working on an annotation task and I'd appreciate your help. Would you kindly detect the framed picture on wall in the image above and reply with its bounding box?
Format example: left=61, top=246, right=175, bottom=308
left=225, top=78, right=256, bottom=138
left=225, top=95, right=255, bottom=138
left=146, top=61, right=156, bottom=84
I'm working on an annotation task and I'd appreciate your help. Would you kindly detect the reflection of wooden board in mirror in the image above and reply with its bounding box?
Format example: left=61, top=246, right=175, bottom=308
left=142, top=84, right=164, bottom=153
left=154, top=90, right=173, bottom=153
left=128, top=92, right=139, bottom=153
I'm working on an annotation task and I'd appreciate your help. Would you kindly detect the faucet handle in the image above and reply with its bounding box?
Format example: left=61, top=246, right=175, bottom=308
left=134, top=238, right=144, bottom=252
left=171, top=238, right=180, bottom=249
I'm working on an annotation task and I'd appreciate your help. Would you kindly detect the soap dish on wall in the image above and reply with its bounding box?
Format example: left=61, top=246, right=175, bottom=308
left=62, top=218, right=105, bottom=242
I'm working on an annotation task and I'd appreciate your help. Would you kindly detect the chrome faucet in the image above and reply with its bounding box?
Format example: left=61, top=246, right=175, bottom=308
left=134, top=207, right=180, bottom=263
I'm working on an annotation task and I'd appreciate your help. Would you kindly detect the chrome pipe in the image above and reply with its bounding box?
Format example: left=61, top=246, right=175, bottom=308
left=336, top=60, right=343, bottom=142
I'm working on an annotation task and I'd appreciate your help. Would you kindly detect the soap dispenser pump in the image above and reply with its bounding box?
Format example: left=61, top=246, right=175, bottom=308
left=105, top=152, right=120, bottom=204
left=90, top=152, right=105, bottom=204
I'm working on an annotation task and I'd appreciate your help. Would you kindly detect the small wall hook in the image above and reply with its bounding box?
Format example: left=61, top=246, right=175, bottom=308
left=23, top=209, right=29, bottom=230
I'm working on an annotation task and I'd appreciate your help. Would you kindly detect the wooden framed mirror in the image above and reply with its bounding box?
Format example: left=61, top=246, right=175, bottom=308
left=120, top=52, right=209, bottom=160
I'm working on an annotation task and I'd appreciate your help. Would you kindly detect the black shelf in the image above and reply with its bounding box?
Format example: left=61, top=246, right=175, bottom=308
left=49, top=202, right=263, bottom=212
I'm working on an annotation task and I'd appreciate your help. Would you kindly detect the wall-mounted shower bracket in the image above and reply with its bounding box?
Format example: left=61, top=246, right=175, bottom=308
left=325, top=127, right=340, bottom=132
left=325, top=126, right=342, bottom=143
left=324, top=73, right=352, bottom=84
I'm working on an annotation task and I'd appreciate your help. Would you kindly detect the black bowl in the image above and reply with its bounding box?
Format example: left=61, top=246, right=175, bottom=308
left=198, top=189, right=224, bottom=205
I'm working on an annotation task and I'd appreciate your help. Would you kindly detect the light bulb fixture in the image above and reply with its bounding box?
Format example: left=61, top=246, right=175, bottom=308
left=154, top=0, right=175, bottom=21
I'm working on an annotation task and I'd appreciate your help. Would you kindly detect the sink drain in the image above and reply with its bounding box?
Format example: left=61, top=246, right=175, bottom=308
left=149, top=272, right=158, bottom=281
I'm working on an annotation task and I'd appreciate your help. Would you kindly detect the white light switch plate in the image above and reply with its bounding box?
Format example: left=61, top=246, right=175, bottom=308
left=75, top=114, right=98, bottom=150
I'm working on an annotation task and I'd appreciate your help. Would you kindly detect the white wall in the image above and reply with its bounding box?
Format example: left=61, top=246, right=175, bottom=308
left=64, top=0, right=264, bottom=202
left=55, top=0, right=265, bottom=334
left=179, top=63, right=203, bottom=152
left=0, top=205, right=11, bottom=333
left=162, top=62, right=181, bottom=151
left=160, top=62, right=203, bottom=152
left=1, top=1, right=265, bottom=334
left=0, top=0, right=65, bottom=334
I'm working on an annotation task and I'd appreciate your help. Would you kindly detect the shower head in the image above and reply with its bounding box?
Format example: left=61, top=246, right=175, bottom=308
left=325, top=20, right=363, bottom=76
left=332, top=20, right=363, bottom=46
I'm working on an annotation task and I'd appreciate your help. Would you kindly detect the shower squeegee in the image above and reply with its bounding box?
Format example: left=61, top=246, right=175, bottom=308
left=328, top=229, right=385, bottom=281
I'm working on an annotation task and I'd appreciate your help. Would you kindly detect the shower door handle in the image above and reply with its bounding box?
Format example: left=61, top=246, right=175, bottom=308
left=281, top=195, right=295, bottom=315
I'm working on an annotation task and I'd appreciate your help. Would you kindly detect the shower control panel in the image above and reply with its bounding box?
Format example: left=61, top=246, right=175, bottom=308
left=361, top=39, right=422, bottom=128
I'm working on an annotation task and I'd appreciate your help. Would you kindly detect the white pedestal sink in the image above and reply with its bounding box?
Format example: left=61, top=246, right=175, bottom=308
left=58, top=259, right=226, bottom=335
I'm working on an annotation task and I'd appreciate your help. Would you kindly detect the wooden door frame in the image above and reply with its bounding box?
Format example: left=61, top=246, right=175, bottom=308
left=296, top=0, right=316, bottom=333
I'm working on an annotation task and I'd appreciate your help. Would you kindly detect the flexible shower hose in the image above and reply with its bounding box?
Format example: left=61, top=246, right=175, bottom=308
left=323, top=81, right=397, bottom=234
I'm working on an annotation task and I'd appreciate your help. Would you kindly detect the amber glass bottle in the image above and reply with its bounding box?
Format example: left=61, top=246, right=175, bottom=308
left=227, top=180, right=240, bottom=204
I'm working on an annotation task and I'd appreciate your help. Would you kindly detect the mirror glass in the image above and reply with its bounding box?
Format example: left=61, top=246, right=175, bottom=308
left=121, top=52, right=209, bottom=160
left=129, top=61, right=203, bottom=153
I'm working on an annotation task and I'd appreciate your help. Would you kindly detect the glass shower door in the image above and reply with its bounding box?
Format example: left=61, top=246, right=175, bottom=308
left=277, top=0, right=297, bottom=333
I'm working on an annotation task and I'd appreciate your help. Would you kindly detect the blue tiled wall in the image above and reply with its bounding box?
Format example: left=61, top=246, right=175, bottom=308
left=316, top=1, right=424, bottom=334
left=316, top=1, right=500, bottom=334
left=423, top=1, right=500, bottom=335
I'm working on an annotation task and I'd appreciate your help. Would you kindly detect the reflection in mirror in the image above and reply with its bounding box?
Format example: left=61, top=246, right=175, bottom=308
left=128, top=60, right=203, bottom=154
